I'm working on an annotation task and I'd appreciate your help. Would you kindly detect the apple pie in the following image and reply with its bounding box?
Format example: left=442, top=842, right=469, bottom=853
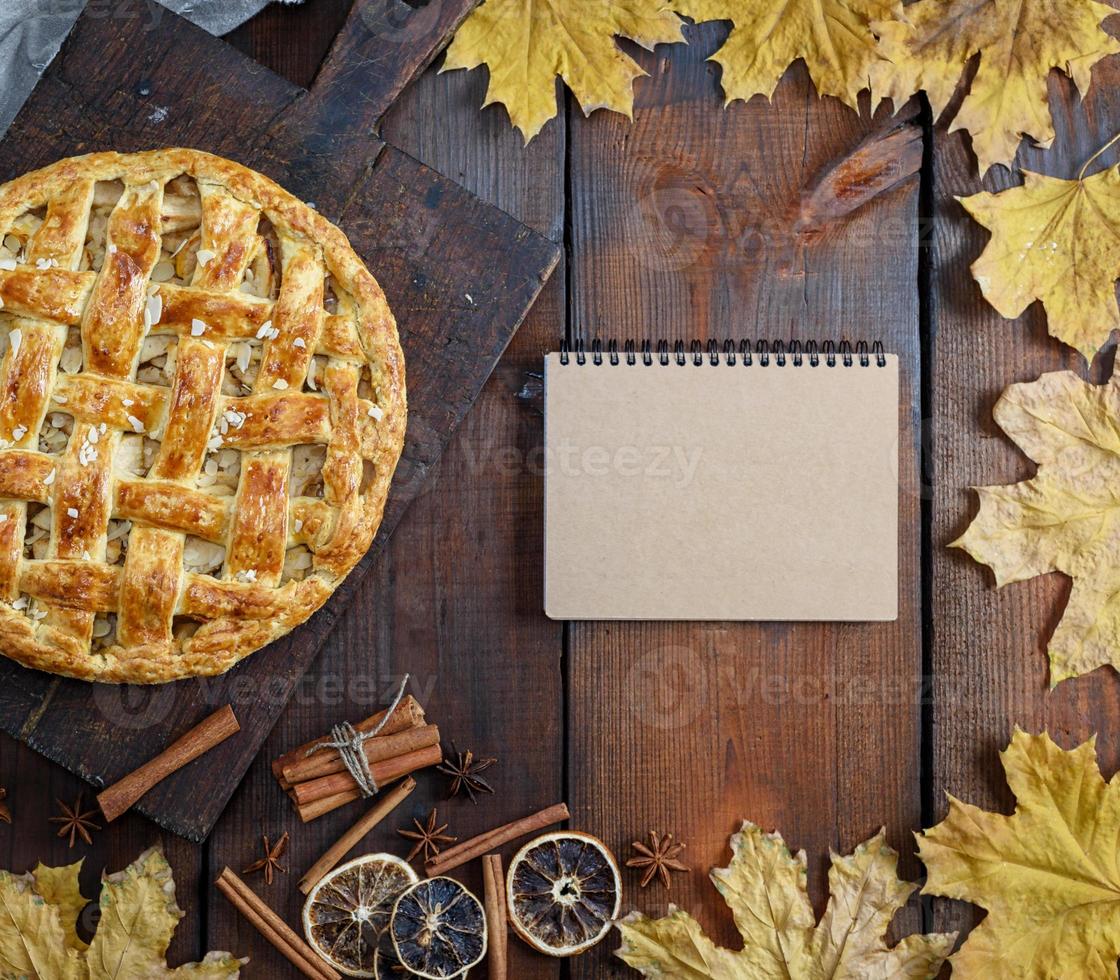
left=0, top=149, right=405, bottom=683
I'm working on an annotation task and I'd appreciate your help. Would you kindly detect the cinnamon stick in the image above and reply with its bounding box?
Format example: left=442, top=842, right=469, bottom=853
left=299, top=777, right=417, bottom=894
left=216, top=868, right=339, bottom=980
left=272, top=695, right=425, bottom=790
left=425, top=803, right=570, bottom=876
left=97, top=705, right=240, bottom=823
left=297, top=788, right=362, bottom=823
left=291, top=734, right=439, bottom=806
left=482, top=854, right=508, bottom=980
left=293, top=748, right=441, bottom=824
left=284, top=723, right=440, bottom=786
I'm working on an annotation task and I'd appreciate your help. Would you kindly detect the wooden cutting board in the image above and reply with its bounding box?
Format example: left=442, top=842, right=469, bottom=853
left=0, top=0, right=559, bottom=841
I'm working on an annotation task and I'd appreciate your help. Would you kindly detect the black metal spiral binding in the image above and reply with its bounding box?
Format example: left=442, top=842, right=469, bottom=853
left=559, top=339, right=887, bottom=367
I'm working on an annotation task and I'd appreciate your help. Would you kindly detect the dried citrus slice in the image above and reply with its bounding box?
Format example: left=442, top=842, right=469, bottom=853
left=372, top=929, right=404, bottom=980
left=302, top=853, right=418, bottom=977
left=389, top=876, right=487, bottom=979
left=506, top=830, right=622, bottom=956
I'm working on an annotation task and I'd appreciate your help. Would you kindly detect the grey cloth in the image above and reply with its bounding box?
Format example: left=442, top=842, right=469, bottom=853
left=0, top=0, right=305, bottom=134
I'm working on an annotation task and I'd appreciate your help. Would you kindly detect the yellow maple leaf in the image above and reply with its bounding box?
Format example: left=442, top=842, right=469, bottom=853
left=28, top=862, right=89, bottom=953
left=952, top=368, right=1120, bottom=685
left=920, top=729, right=1120, bottom=978
left=441, top=0, right=686, bottom=142
left=670, top=0, right=904, bottom=111
left=0, top=847, right=245, bottom=979
left=873, top=0, right=1120, bottom=173
left=959, top=162, right=1120, bottom=359
left=0, top=863, right=85, bottom=980
left=615, top=822, right=955, bottom=978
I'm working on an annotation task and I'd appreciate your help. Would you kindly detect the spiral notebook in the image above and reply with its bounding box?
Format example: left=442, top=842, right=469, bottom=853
left=544, top=340, right=899, bottom=621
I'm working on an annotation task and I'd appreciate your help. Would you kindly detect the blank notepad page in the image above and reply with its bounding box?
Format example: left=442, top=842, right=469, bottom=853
left=544, top=349, right=899, bottom=621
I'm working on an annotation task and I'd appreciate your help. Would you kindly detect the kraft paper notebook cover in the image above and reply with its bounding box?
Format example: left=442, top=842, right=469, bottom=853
left=544, top=340, right=899, bottom=621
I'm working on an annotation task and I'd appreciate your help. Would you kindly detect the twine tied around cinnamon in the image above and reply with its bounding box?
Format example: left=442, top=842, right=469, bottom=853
left=305, top=675, right=410, bottom=798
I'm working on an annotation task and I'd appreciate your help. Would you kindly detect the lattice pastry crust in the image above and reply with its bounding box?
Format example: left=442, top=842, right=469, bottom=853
left=0, top=149, right=405, bottom=683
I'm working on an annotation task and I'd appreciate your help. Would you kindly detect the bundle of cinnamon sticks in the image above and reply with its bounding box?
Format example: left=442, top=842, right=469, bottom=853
left=272, top=696, right=440, bottom=822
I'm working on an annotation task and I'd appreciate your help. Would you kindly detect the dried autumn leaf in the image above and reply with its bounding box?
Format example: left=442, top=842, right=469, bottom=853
left=952, top=368, right=1120, bottom=685
left=671, top=0, right=905, bottom=111
left=959, top=164, right=1120, bottom=359
left=29, top=862, right=89, bottom=954
left=0, top=862, right=85, bottom=980
left=873, top=0, right=1120, bottom=173
left=920, top=728, right=1120, bottom=978
left=615, top=821, right=955, bottom=978
left=441, top=0, right=686, bottom=142
left=0, top=846, right=245, bottom=979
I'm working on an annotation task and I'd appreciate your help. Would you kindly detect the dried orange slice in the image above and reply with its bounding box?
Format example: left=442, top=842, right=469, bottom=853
left=372, top=929, right=404, bottom=979
left=389, top=876, right=487, bottom=979
left=302, top=854, right=418, bottom=977
left=506, top=830, right=622, bottom=956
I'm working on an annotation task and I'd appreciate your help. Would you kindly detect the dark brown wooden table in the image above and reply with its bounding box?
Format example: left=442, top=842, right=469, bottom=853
left=3, top=3, right=1119, bottom=977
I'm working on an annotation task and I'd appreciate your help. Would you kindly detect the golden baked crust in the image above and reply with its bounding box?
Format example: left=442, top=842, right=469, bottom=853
left=0, top=149, right=405, bottom=683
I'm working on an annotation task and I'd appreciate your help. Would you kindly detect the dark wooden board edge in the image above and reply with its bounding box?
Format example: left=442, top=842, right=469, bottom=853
left=0, top=145, right=559, bottom=840
left=261, top=0, right=481, bottom=207
left=0, top=0, right=559, bottom=841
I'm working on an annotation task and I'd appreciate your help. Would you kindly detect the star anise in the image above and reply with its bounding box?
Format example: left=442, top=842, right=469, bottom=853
left=398, top=808, right=456, bottom=863
left=242, top=830, right=289, bottom=885
left=49, top=794, right=100, bottom=848
left=437, top=746, right=496, bottom=803
left=626, top=831, right=689, bottom=889
left=0, top=787, right=10, bottom=824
